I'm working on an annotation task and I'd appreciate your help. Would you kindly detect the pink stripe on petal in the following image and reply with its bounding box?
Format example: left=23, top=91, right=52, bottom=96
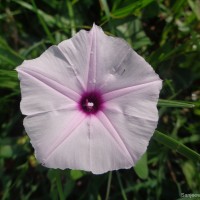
left=105, top=106, right=158, bottom=122
left=102, top=79, right=162, bottom=102
left=89, top=116, right=133, bottom=174
left=97, top=111, right=134, bottom=164
left=17, top=68, right=81, bottom=102
left=87, top=24, right=97, bottom=91
left=42, top=112, right=86, bottom=164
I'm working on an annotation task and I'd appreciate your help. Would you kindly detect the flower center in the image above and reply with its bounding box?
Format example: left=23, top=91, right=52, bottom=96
left=79, top=91, right=103, bottom=114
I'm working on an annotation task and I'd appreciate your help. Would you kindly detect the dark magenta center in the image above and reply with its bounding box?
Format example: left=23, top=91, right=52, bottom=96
left=79, top=91, right=103, bottom=115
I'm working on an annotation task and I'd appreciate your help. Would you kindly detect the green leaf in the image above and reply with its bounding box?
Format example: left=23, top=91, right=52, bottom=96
left=172, top=0, right=186, bottom=14
left=13, top=0, right=69, bottom=30
left=111, top=0, right=154, bottom=18
left=12, top=0, right=55, bottom=26
left=31, top=0, right=55, bottom=44
left=188, top=0, right=200, bottom=20
left=0, top=37, right=24, bottom=67
left=158, top=99, right=195, bottom=108
left=0, top=69, right=18, bottom=90
left=153, top=131, right=200, bottom=162
left=0, top=145, right=13, bottom=158
left=70, top=170, right=84, bottom=180
left=66, top=0, right=76, bottom=36
left=181, top=161, right=199, bottom=190
left=134, top=153, right=148, bottom=179
left=100, top=0, right=111, bottom=19
left=55, top=170, right=65, bottom=200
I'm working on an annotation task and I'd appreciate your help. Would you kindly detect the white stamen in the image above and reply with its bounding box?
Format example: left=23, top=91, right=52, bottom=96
left=88, top=102, right=94, bottom=107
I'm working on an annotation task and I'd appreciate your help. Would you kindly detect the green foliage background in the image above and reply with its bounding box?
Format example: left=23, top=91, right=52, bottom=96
left=0, top=0, right=200, bottom=199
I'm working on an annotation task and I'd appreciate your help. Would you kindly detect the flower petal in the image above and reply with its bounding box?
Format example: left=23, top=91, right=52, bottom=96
left=86, top=24, right=97, bottom=91
left=17, top=68, right=77, bottom=116
left=43, top=114, right=133, bottom=174
left=24, top=110, right=86, bottom=166
left=100, top=82, right=162, bottom=164
left=42, top=116, right=90, bottom=171
left=18, top=41, right=88, bottom=94
left=104, top=80, right=161, bottom=121
left=102, top=79, right=162, bottom=103
left=89, top=114, right=133, bottom=174
left=90, top=25, right=161, bottom=94
left=58, top=30, right=91, bottom=91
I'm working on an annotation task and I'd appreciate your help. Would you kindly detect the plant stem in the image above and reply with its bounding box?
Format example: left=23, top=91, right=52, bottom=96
left=66, top=0, right=76, bottom=36
left=116, top=171, right=128, bottom=200
left=105, top=172, right=112, bottom=200
left=56, top=170, right=65, bottom=200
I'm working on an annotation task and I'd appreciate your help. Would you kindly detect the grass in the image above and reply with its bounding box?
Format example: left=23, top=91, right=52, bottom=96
left=0, top=0, right=200, bottom=199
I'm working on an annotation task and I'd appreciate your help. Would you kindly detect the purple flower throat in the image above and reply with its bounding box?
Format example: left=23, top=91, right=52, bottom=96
left=79, top=91, right=103, bottom=115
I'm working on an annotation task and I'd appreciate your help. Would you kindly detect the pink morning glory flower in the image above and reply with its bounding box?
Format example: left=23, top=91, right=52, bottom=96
left=16, top=24, right=162, bottom=174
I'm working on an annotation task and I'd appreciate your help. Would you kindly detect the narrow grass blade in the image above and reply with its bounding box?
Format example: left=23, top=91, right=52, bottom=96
left=66, top=0, right=76, bottom=36
left=13, top=0, right=56, bottom=26
left=153, top=131, right=200, bottom=162
left=158, top=99, right=195, bottom=108
left=100, top=0, right=111, bottom=19
left=116, top=172, right=128, bottom=200
left=110, top=0, right=154, bottom=18
left=55, top=170, right=65, bottom=200
left=0, top=37, right=24, bottom=66
left=0, top=69, right=18, bottom=90
left=31, top=0, right=55, bottom=44
left=105, top=172, right=112, bottom=200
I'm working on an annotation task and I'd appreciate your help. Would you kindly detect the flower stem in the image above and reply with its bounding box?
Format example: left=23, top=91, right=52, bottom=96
left=105, top=171, right=112, bottom=200
left=56, top=170, right=65, bottom=200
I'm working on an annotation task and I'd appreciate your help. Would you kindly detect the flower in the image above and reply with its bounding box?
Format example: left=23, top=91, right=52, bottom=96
left=16, top=24, right=162, bottom=174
